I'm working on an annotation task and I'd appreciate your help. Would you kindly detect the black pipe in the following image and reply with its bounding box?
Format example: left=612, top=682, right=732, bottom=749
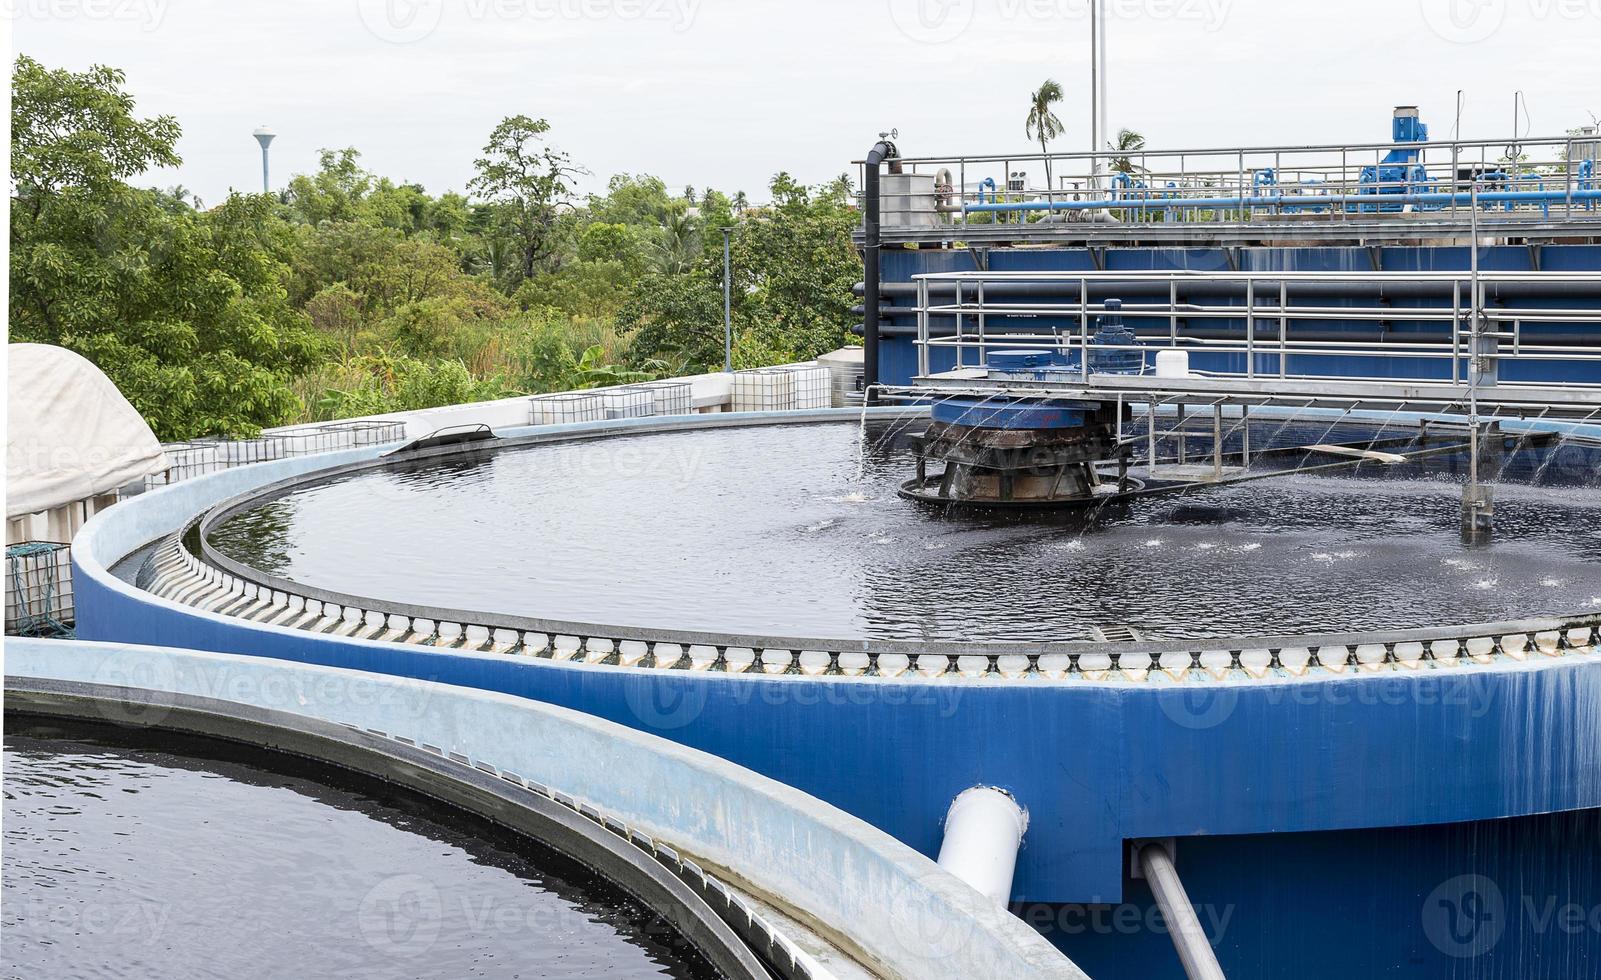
left=862, top=139, right=895, bottom=402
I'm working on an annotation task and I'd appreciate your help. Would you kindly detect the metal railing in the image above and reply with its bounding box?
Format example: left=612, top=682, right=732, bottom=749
left=860, top=133, right=1601, bottom=228
left=903, top=269, right=1601, bottom=419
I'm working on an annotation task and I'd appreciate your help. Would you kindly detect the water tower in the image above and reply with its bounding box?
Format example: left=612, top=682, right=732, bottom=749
left=252, top=126, right=276, bottom=195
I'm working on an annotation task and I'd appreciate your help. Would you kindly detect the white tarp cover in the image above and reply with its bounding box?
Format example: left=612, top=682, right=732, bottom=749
left=7, top=344, right=167, bottom=517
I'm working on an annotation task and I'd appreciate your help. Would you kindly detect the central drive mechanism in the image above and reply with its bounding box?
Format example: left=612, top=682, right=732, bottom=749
left=901, top=396, right=1137, bottom=507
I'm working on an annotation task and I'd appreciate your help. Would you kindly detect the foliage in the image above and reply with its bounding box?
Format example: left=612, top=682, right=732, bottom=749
left=469, top=115, right=586, bottom=283
left=11, top=55, right=867, bottom=439
left=1025, top=78, right=1066, bottom=187
left=616, top=271, right=728, bottom=373
left=1108, top=128, right=1147, bottom=175
left=10, top=55, right=319, bottom=439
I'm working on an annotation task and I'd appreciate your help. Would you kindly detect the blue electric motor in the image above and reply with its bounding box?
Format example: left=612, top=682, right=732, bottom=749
left=1357, top=107, right=1433, bottom=213
left=1090, top=299, right=1146, bottom=375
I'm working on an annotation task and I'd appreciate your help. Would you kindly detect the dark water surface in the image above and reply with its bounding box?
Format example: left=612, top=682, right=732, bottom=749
left=207, top=420, right=1601, bottom=641
left=1, top=721, right=717, bottom=980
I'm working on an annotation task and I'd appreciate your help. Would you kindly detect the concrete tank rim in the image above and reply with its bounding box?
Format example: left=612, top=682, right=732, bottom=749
left=4, top=637, right=1085, bottom=980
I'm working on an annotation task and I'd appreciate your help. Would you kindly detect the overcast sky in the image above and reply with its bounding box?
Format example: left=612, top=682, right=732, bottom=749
left=13, top=0, right=1601, bottom=204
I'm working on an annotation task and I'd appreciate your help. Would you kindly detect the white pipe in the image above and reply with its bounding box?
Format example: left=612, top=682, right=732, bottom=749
left=1136, top=841, right=1227, bottom=980
left=935, top=787, right=1028, bottom=907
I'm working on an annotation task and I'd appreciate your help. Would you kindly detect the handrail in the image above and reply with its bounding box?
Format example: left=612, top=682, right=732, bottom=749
left=857, top=133, right=1594, bottom=168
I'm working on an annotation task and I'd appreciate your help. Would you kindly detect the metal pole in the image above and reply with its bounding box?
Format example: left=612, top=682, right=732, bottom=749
left=722, top=227, right=733, bottom=373
left=1463, top=182, right=1493, bottom=544
left=1089, top=0, right=1105, bottom=192
left=1137, top=842, right=1228, bottom=980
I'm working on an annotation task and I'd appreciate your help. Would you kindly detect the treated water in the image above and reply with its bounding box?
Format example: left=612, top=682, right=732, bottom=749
left=207, top=421, right=1601, bottom=642
left=1, top=721, right=716, bottom=980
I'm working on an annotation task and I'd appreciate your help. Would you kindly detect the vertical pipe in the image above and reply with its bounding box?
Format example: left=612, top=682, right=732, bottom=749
left=955, top=279, right=965, bottom=369
left=1137, top=842, right=1228, bottom=980
left=1147, top=401, right=1158, bottom=479
left=1241, top=404, right=1251, bottom=468
left=976, top=279, right=987, bottom=367
left=1211, top=406, right=1223, bottom=478
left=261, top=145, right=270, bottom=196
left=862, top=140, right=894, bottom=403
left=1169, top=279, right=1178, bottom=346
left=1278, top=280, right=1288, bottom=379
left=1080, top=277, right=1091, bottom=382
left=1245, top=278, right=1255, bottom=378
left=916, top=277, right=930, bottom=379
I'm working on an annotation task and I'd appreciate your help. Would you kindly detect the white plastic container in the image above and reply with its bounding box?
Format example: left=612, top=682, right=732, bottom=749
left=601, top=389, right=652, bottom=420
left=730, top=369, right=796, bottom=412
left=1155, top=350, right=1191, bottom=379
left=782, top=365, right=834, bottom=410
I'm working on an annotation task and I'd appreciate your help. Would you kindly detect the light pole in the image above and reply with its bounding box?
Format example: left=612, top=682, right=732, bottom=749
left=722, top=226, right=733, bottom=373
left=1088, top=0, right=1107, bottom=192
left=253, top=126, right=276, bottom=195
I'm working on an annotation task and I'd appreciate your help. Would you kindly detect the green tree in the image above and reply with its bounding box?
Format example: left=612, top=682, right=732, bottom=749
left=654, top=210, right=700, bottom=275
left=1025, top=78, right=1066, bottom=188
left=284, top=148, right=372, bottom=226
left=10, top=55, right=319, bottom=439
left=731, top=173, right=859, bottom=362
left=616, top=271, right=726, bottom=372
left=1108, top=128, right=1147, bottom=175
left=469, top=115, right=585, bottom=283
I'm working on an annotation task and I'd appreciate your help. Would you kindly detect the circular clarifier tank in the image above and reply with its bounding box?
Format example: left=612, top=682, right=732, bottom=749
left=2, top=719, right=719, bottom=980
left=202, top=418, right=1601, bottom=642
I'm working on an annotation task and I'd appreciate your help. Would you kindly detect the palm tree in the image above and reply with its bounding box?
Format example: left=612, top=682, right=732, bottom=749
left=1107, top=128, right=1148, bottom=176
left=1024, top=79, right=1066, bottom=189
left=654, top=211, right=700, bottom=275
left=732, top=190, right=749, bottom=215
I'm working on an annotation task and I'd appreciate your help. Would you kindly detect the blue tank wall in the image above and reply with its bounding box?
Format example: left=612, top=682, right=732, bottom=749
left=76, top=570, right=1601, bottom=975
left=875, top=245, right=1601, bottom=387
left=75, top=564, right=1601, bottom=906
